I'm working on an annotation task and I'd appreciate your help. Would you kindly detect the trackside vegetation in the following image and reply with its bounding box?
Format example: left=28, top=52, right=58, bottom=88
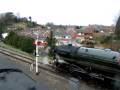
left=4, top=31, right=35, bottom=53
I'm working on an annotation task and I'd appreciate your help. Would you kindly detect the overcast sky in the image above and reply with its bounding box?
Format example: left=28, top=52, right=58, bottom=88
left=0, top=0, right=120, bottom=25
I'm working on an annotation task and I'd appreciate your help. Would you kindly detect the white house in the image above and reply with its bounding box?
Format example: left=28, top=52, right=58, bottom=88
left=2, top=33, right=8, bottom=39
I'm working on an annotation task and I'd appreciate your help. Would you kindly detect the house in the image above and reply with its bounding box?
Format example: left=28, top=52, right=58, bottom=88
left=75, top=34, right=85, bottom=43
left=54, top=32, right=72, bottom=46
left=2, top=33, right=8, bottom=39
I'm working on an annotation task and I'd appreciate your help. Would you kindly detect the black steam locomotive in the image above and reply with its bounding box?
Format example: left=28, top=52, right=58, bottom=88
left=54, top=45, right=120, bottom=88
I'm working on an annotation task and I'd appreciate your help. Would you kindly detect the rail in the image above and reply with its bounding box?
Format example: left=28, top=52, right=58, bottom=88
left=0, top=47, right=71, bottom=81
left=0, top=47, right=33, bottom=63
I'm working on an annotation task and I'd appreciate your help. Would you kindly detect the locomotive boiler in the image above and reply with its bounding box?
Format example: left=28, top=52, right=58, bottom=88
left=54, top=45, right=120, bottom=89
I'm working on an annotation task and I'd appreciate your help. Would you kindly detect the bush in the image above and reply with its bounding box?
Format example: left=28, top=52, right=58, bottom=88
left=4, top=31, right=35, bottom=53
left=100, top=35, right=112, bottom=44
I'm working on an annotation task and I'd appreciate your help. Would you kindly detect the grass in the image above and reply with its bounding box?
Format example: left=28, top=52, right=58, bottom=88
left=0, top=42, right=52, bottom=62
left=0, top=42, right=34, bottom=58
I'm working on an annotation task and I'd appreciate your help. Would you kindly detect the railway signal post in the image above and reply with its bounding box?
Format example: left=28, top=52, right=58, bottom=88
left=32, top=31, right=48, bottom=75
left=35, top=34, right=39, bottom=75
left=31, top=31, right=39, bottom=75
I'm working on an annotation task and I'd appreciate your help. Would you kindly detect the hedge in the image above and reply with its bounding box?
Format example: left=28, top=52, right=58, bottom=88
left=4, top=31, right=35, bottom=53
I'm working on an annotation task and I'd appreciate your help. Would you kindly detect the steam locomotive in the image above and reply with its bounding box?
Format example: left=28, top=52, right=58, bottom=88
left=54, top=44, right=120, bottom=88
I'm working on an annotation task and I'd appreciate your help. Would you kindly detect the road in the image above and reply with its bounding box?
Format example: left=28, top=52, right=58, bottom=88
left=0, top=53, right=110, bottom=90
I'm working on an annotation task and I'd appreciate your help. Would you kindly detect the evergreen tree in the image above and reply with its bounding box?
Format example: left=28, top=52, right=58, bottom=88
left=115, top=15, right=120, bottom=39
left=45, top=30, right=57, bottom=57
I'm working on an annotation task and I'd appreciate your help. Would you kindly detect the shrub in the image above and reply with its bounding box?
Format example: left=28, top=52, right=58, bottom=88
left=4, top=31, right=35, bottom=53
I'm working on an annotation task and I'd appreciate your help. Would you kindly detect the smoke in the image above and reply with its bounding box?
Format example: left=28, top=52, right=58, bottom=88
left=40, top=56, right=49, bottom=65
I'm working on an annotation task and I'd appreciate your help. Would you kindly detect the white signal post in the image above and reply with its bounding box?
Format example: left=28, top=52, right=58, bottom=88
left=35, top=33, right=39, bottom=75
left=32, top=30, right=48, bottom=75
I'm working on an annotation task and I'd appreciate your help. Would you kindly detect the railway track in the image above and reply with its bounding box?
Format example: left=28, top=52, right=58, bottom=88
left=0, top=47, right=119, bottom=90
left=0, top=47, right=73, bottom=81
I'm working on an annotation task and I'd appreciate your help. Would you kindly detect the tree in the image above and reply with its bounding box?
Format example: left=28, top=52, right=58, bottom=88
left=0, top=29, right=2, bottom=39
left=0, top=15, right=6, bottom=39
left=20, top=37, right=35, bottom=53
left=3, top=12, right=16, bottom=25
left=0, top=12, right=17, bottom=40
left=46, top=22, right=54, bottom=26
left=46, top=22, right=54, bottom=29
left=100, top=35, right=112, bottom=44
left=4, top=31, right=17, bottom=45
left=29, top=16, right=32, bottom=22
left=27, top=16, right=34, bottom=27
left=45, top=30, right=57, bottom=57
left=20, top=17, right=28, bottom=22
left=115, top=15, right=120, bottom=39
left=0, top=23, right=5, bottom=39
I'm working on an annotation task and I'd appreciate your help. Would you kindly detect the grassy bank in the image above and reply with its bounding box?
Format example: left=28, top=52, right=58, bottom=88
left=0, top=42, right=34, bottom=58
